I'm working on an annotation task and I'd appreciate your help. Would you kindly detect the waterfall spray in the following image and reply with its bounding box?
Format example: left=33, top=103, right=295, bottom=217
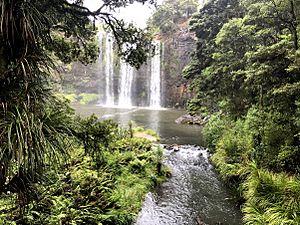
left=118, top=61, right=134, bottom=107
left=105, top=33, right=115, bottom=106
left=98, top=32, right=104, bottom=104
left=149, top=41, right=161, bottom=108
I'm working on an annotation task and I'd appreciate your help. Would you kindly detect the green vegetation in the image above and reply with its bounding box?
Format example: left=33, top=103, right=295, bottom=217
left=185, top=0, right=300, bottom=223
left=132, top=126, right=161, bottom=141
left=78, top=93, right=99, bottom=105
left=55, top=93, right=99, bottom=105
left=0, top=0, right=165, bottom=224
left=148, top=0, right=199, bottom=34
left=0, top=116, right=167, bottom=224
left=55, top=93, right=78, bottom=103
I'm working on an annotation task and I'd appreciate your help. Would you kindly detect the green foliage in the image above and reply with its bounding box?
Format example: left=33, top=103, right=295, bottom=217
left=54, top=93, right=78, bottom=103
left=132, top=126, right=161, bottom=141
left=109, top=137, right=152, bottom=152
left=78, top=93, right=99, bottom=105
left=242, top=164, right=300, bottom=224
left=55, top=93, right=99, bottom=105
left=202, top=113, right=230, bottom=150
left=185, top=0, right=300, bottom=117
left=206, top=108, right=300, bottom=223
left=148, top=0, right=199, bottom=34
left=0, top=0, right=159, bottom=208
left=183, top=0, right=300, bottom=223
left=0, top=97, right=74, bottom=199
left=0, top=128, right=167, bottom=224
left=145, top=129, right=160, bottom=139
left=74, top=115, right=124, bottom=167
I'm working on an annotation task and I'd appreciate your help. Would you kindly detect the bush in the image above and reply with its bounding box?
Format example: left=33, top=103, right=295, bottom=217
left=3, top=140, right=167, bottom=225
left=243, top=164, right=300, bottom=225
left=75, top=115, right=124, bottom=166
left=54, top=93, right=78, bottom=103
left=206, top=107, right=300, bottom=224
left=109, top=137, right=152, bottom=152
left=78, top=93, right=99, bottom=105
left=202, top=113, right=231, bottom=150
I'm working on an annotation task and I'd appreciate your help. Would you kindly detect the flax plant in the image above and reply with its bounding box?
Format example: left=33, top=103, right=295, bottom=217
left=0, top=0, right=75, bottom=205
left=0, top=0, right=156, bottom=211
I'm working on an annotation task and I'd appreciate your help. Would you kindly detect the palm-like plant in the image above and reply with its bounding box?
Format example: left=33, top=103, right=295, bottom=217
left=0, top=0, right=156, bottom=211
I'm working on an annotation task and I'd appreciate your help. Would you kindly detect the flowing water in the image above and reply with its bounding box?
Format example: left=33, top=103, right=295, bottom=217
left=98, top=32, right=104, bottom=101
left=118, top=61, right=134, bottom=107
left=149, top=41, right=161, bottom=108
left=74, top=105, right=243, bottom=225
left=105, top=34, right=115, bottom=106
left=98, top=34, right=163, bottom=107
left=136, top=145, right=242, bottom=225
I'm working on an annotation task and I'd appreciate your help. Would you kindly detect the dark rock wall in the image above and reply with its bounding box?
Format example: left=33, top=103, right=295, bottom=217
left=160, top=21, right=195, bottom=108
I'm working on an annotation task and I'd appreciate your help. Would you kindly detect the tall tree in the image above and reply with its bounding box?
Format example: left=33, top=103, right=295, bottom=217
left=148, top=0, right=199, bottom=33
left=183, top=0, right=244, bottom=114
left=0, top=0, right=155, bottom=202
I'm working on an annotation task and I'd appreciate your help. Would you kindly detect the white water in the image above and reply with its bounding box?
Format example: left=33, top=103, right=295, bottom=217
left=105, top=34, right=115, bottom=106
left=99, top=34, right=163, bottom=108
left=118, top=61, right=134, bottom=107
left=149, top=41, right=161, bottom=108
left=98, top=32, right=104, bottom=103
left=136, top=145, right=242, bottom=225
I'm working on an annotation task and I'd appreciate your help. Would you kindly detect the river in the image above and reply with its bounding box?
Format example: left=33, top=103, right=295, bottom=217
left=73, top=105, right=243, bottom=225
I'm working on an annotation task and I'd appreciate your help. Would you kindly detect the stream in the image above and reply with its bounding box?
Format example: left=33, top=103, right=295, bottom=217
left=74, top=105, right=243, bottom=225
left=136, top=145, right=242, bottom=225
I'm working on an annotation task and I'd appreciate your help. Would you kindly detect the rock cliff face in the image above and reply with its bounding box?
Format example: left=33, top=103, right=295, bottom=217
left=159, top=20, right=195, bottom=108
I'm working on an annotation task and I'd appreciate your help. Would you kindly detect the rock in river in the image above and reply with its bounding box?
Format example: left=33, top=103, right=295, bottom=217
left=175, top=114, right=209, bottom=125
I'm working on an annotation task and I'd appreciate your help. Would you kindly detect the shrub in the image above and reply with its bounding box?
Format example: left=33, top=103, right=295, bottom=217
left=202, top=113, right=231, bottom=150
left=78, top=93, right=99, bottom=105
left=54, top=93, right=78, bottom=103
left=109, top=137, right=152, bottom=152
left=243, top=164, right=300, bottom=225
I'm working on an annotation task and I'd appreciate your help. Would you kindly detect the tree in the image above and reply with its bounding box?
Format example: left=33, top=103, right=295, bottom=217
left=148, top=0, right=199, bottom=33
left=183, top=0, right=244, bottom=114
left=185, top=0, right=300, bottom=169
left=185, top=0, right=300, bottom=223
left=0, top=0, right=156, bottom=204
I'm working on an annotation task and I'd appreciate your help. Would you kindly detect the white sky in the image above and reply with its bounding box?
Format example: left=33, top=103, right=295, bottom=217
left=84, top=0, right=163, bottom=28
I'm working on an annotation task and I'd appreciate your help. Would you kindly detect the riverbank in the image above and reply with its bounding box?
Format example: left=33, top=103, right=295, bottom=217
left=204, top=112, right=300, bottom=224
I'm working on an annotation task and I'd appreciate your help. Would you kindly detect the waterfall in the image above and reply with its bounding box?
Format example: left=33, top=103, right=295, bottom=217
left=118, top=61, right=134, bottom=107
left=97, top=33, right=163, bottom=108
left=149, top=41, right=161, bottom=108
left=98, top=32, right=104, bottom=104
left=105, top=34, right=115, bottom=106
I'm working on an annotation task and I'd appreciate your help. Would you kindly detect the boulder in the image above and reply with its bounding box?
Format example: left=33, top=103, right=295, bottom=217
left=175, top=114, right=209, bottom=125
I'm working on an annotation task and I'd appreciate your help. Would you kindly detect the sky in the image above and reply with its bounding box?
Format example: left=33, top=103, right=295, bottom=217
left=84, top=0, right=163, bottom=28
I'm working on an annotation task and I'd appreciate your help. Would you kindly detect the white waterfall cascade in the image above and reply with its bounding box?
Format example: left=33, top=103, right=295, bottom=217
left=118, top=61, right=134, bottom=107
left=149, top=41, right=161, bottom=108
left=98, top=32, right=104, bottom=103
left=105, top=34, right=115, bottom=106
